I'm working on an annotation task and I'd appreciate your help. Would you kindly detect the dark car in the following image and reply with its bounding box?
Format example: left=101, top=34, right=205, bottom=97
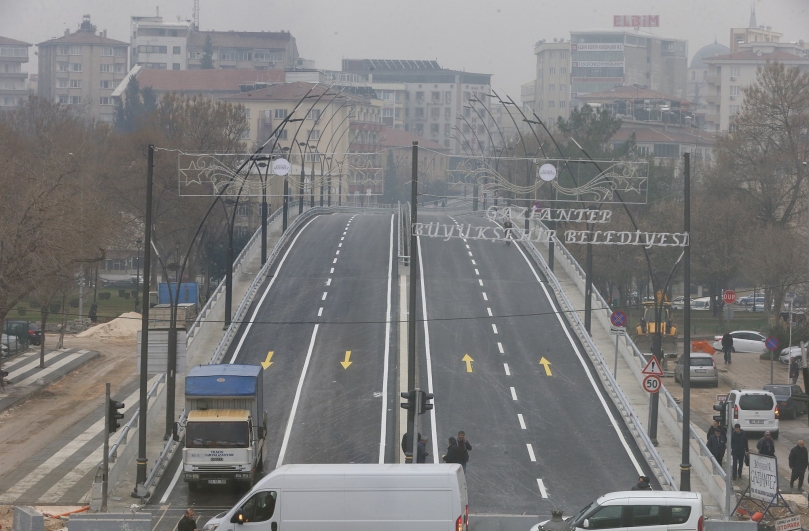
left=762, top=384, right=808, bottom=420
left=3, top=320, right=41, bottom=346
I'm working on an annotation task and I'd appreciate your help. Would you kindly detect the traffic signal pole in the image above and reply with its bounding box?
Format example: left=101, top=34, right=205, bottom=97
left=102, top=383, right=110, bottom=512
left=407, top=142, right=418, bottom=463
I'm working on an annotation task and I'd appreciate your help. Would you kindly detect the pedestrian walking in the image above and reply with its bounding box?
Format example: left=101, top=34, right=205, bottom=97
left=707, top=420, right=722, bottom=439
left=443, top=437, right=461, bottom=464
left=731, top=424, right=749, bottom=480
left=790, top=357, right=800, bottom=385
left=721, top=330, right=733, bottom=364
left=757, top=431, right=776, bottom=457
left=457, top=431, right=472, bottom=473
left=630, top=475, right=652, bottom=490
left=417, top=436, right=430, bottom=463
left=707, top=427, right=727, bottom=466
left=178, top=508, right=197, bottom=531
left=789, top=440, right=809, bottom=491
left=89, top=302, right=98, bottom=323
left=0, top=369, right=8, bottom=391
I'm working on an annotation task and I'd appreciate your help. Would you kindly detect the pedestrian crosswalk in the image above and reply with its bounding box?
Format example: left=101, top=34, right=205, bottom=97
left=0, top=375, right=160, bottom=504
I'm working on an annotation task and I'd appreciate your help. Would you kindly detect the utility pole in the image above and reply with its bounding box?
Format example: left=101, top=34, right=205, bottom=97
left=282, top=179, right=288, bottom=233
left=681, top=152, right=692, bottom=490
left=102, top=383, right=110, bottom=512
left=407, top=142, right=418, bottom=458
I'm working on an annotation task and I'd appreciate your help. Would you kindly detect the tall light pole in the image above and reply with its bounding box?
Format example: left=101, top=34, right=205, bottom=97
left=135, top=238, right=142, bottom=312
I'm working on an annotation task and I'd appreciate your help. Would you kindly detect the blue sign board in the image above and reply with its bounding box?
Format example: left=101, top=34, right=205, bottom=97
left=158, top=282, right=199, bottom=308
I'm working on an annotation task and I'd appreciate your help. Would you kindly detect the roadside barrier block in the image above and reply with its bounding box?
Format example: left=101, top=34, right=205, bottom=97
left=12, top=506, right=44, bottom=531
left=68, top=513, right=151, bottom=531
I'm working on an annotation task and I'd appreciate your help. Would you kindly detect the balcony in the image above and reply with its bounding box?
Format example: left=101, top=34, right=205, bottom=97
left=704, top=95, right=720, bottom=105
left=705, top=74, right=721, bottom=85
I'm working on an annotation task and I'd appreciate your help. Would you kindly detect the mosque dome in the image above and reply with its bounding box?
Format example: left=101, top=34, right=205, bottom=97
left=690, top=41, right=730, bottom=68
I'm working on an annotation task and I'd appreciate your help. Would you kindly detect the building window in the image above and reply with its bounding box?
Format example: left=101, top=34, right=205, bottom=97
left=653, top=143, right=679, bottom=158
left=730, top=66, right=741, bottom=77
left=70, top=63, right=82, bottom=72
left=143, top=63, right=167, bottom=69
left=100, top=64, right=112, bottom=72
left=561, top=67, right=567, bottom=75
left=70, top=96, right=82, bottom=104
left=415, top=123, right=424, bottom=136
left=560, top=101, right=566, bottom=108
left=463, top=124, right=470, bottom=133
left=560, top=84, right=566, bottom=93
left=729, top=86, right=740, bottom=96
left=101, top=47, right=114, bottom=56
left=431, top=91, right=441, bottom=103
left=173, top=46, right=182, bottom=54
left=240, top=128, right=251, bottom=139
left=560, top=50, right=567, bottom=59
left=115, top=48, right=125, bottom=57
left=69, top=46, right=82, bottom=55
left=415, top=91, right=424, bottom=103
left=274, top=108, right=288, bottom=119
left=69, top=79, right=81, bottom=88
left=549, top=84, right=555, bottom=92
left=99, top=96, right=112, bottom=105
left=445, top=108, right=451, bottom=120
left=444, top=139, right=450, bottom=147
left=114, top=64, right=125, bottom=73
left=431, top=123, right=439, bottom=136
left=275, top=129, right=288, bottom=140
left=549, top=67, right=556, bottom=75
left=57, top=62, right=69, bottom=72
left=307, top=108, right=321, bottom=121
left=415, top=107, right=425, bottom=118
left=308, top=129, right=320, bottom=140
left=549, top=101, right=555, bottom=108
left=463, top=91, right=471, bottom=100
left=57, top=95, right=68, bottom=104
left=173, top=63, right=180, bottom=70
left=729, top=104, right=740, bottom=115
left=57, top=46, right=69, bottom=55
left=445, top=91, right=451, bottom=103
left=57, top=78, right=69, bottom=88
left=430, top=107, right=439, bottom=120
left=99, top=80, right=113, bottom=89
left=382, top=108, right=393, bottom=118
left=138, top=45, right=167, bottom=54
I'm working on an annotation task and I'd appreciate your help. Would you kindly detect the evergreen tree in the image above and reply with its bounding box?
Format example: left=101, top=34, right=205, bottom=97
left=383, top=150, right=398, bottom=203
left=200, top=35, right=214, bottom=69
left=113, top=77, right=144, bottom=132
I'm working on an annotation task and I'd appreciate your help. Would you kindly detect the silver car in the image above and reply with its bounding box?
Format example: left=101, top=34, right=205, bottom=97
left=1, top=333, right=20, bottom=357
left=673, top=352, right=719, bottom=387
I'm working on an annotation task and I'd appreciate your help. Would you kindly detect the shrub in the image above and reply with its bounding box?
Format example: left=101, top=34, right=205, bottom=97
left=118, top=289, right=126, bottom=298
left=124, top=292, right=131, bottom=299
left=99, top=292, right=112, bottom=300
left=17, top=307, right=26, bottom=315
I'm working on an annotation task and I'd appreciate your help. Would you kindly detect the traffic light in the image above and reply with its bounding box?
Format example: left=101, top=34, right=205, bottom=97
left=400, top=390, right=416, bottom=412
left=108, top=398, right=125, bottom=433
left=419, top=392, right=434, bottom=414
left=712, top=401, right=726, bottom=426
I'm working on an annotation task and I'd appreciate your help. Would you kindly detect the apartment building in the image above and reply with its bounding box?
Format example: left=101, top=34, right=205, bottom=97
left=187, top=31, right=298, bottom=70
left=0, top=36, right=31, bottom=110
left=531, top=40, right=571, bottom=128
left=37, top=15, right=128, bottom=122
left=341, top=59, right=493, bottom=156
left=130, top=16, right=193, bottom=70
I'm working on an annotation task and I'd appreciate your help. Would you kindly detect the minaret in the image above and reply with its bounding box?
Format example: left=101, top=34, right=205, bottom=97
left=749, top=4, right=757, bottom=28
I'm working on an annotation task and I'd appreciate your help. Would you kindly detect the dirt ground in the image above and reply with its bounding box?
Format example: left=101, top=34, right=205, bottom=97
left=0, top=504, right=69, bottom=530
left=0, top=333, right=137, bottom=484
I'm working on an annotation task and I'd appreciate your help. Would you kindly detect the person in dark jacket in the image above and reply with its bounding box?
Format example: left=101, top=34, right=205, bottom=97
left=731, top=424, right=750, bottom=480
left=417, top=436, right=430, bottom=463
left=631, top=476, right=652, bottom=490
left=789, top=440, right=809, bottom=490
left=707, top=427, right=727, bottom=466
left=444, top=437, right=461, bottom=464
left=721, top=331, right=733, bottom=364
left=790, top=358, right=800, bottom=385
left=178, top=509, right=197, bottom=531
left=457, top=431, right=472, bottom=472
left=757, top=431, right=776, bottom=456
left=401, top=432, right=421, bottom=459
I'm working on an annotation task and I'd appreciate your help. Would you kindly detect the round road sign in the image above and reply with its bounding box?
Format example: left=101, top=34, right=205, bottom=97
left=765, top=336, right=780, bottom=351
left=272, top=157, right=291, bottom=176
left=537, top=163, right=557, bottom=182
left=723, top=290, right=737, bottom=304
left=531, top=201, right=543, bottom=212
left=643, top=375, right=661, bottom=394
left=610, top=310, right=628, bottom=328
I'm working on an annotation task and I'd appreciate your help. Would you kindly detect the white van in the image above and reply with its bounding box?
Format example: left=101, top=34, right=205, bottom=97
left=725, top=389, right=780, bottom=438
left=202, top=464, right=468, bottom=531
left=530, top=491, right=703, bottom=531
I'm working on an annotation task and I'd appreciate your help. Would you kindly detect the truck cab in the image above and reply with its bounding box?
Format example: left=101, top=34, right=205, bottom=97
left=185, top=410, right=256, bottom=487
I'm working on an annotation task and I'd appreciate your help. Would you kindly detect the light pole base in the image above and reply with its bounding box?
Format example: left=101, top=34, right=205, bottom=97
left=680, top=463, right=691, bottom=491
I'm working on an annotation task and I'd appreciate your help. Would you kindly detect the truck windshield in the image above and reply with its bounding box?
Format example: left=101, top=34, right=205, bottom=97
left=186, top=422, right=249, bottom=448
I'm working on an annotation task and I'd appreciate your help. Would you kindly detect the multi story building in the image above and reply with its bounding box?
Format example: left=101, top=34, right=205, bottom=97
left=37, top=15, right=128, bottom=122
left=187, top=31, right=298, bottom=70
left=341, top=59, right=493, bottom=156
left=531, top=40, right=572, bottom=128
left=130, top=16, right=193, bottom=70
left=0, top=36, right=31, bottom=110
left=730, top=7, right=782, bottom=53
left=569, top=31, right=688, bottom=106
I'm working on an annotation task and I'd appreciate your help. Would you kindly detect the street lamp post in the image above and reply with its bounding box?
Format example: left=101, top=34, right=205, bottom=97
left=135, top=238, right=142, bottom=312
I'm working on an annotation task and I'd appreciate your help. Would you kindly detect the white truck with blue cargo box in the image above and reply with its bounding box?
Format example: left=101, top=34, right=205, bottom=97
left=201, top=463, right=469, bottom=531
left=183, top=364, right=267, bottom=489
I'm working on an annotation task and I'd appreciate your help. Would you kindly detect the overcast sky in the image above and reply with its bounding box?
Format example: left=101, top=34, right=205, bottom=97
left=1, top=0, right=806, bottom=96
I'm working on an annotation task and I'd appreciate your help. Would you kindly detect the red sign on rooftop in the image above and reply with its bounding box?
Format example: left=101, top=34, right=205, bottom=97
left=613, top=15, right=660, bottom=27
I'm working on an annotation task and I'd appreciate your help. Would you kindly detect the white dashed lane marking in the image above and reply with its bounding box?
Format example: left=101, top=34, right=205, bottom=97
left=322, top=292, right=328, bottom=300
left=330, top=268, right=334, bottom=274
left=482, top=293, right=488, bottom=301
left=527, top=444, right=537, bottom=462
left=537, top=479, right=548, bottom=498
left=471, top=260, right=476, bottom=265
left=474, top=269, right=479, bottom=275
left=318, top=308, right=323, bottom=316
left=479, top=279, right=484, bottom=286
left=497, top=342, right=504, bottom=353
left=510, top=387, right=518, bottom=400
left=504, top=363, right=510, bottom=376
left=492, top=324, right=498, bottom=334
left=333, top=258, right=338, bottom=264
left=487, top=308, right=492, bottom=316
left=518, top=413, right=526, bottom=429
left=326, top=278, right=331, bottom=286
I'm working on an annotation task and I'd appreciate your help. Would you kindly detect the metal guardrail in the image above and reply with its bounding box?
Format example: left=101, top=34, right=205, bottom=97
left=143, top=409, right=187, bottom=496
left=108, top=374, right=165, bottom=462
left=531, top=221, right=727, bottom=483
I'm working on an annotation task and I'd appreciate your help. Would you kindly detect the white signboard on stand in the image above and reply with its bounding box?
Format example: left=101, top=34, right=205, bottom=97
left=749, top=454, right=778, bottom=502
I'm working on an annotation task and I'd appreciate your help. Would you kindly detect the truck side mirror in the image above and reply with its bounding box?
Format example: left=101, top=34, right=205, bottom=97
left=271, top=523, right=277, bottom=531
left=582, top=519, right=590, bottom=529
left=230, top=511, right=244, bottom=524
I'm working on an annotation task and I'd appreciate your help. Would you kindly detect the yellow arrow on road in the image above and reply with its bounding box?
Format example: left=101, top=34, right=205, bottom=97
left=462, top=354, right=474, bottom=373
left=340, top=350, right=353, bottom=369
left=539, top=357, right=552, bottom=376
left=261, top=351, right=274, bottom=370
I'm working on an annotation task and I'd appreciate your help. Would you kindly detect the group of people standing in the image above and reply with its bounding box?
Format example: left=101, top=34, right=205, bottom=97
left=402, top=430, right=472, bottom=471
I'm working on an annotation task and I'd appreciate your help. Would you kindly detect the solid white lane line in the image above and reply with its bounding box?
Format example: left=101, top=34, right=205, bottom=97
left=479, top=279, right=484, bottom=286
left=229, top=217, right=318, bottom=364
left=160, top=461, right=184, bottom=504
left=487, top=308, right=493, bottom=316
left=498, top=342, right=504, bottom=353
left=513, top=242, right=644, bottom=475
left=504, top=363, right=510, bottom=376
left=322, top=292, right=327, bottom=300
left=326, top=278, right=331, bottom=286
left=510, top=387, right=518, bottom=400
left=318, top=308, right=323, bottom=316
left=482, top=292, right=488, bottom=301
left=379, top=214, right=395, bottom=463
left=417, top=236, right=440, bottom=461
left=330, top=268, right=334, bottom=273
left=518, top=413, right=526, bottom=429
left=277, top=324, right=320, bottom=467
left=537, top=479, right=549, bottom=498
left=492, top=324, right=498, bottom=334
left=527, top=444, right=537, bottom=462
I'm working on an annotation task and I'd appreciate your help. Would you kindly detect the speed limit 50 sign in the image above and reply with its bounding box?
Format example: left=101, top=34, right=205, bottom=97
left=643, top=375, right=661, bottom=394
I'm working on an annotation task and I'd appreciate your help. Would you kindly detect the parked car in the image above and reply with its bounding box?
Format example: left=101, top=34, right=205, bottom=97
left=712, top=330, right=766, bottom=353
left=762, top=384, right=808, bottom=420
left=739, top=296, right=765, bottom=307
left=2, top=320, right=41, bottom=346
left=722, top=389, right=779, bottom=438
left=672, top=296, right=685, bottom=310
left=1, top=333, right=20, bottom=357
left=691, top=297, right=711, bottom=311
left=673, top=352, right=718, bottom=387
left=779, top=346, right=804, bottom=365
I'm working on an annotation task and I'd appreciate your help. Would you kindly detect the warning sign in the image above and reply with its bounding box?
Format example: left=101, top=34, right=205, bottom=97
left=641, top=357, right=663, bottom=376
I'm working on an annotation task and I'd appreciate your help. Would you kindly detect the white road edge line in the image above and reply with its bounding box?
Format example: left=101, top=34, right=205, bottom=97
left=527, top=444, right=536, bottom=462
left=510, top=387, right=518, bottom=400
left=513, top=240, right=644, bottom=474
left=160, top=461, right=183, bottom=504
left=417, top=236, right=440, bottom=461
left=518, top=413, right=526, bottom=429
left=504, top=363, right=510, bottom=376
left=537, top=479, right=549, bottom=498
left=277, top=323, right=320, bottom=467
left=379, top=214, right=394, bottom=463
left=229, top=216, right=319, bottom=363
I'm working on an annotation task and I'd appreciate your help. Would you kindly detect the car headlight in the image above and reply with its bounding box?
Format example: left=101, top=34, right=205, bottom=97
left=203, top=523, right=218, bottom=531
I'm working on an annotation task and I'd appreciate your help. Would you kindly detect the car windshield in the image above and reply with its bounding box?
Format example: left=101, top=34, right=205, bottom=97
left=764, top=385, right=790, bottom=396
left=738, top=395, right=774, bottom=410
left=186, top=421, right=249, bottom=448
left=691, top=357, right=713, bottom=367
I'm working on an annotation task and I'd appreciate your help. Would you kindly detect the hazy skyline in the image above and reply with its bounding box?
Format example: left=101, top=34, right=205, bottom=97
left=1, top=0, right=806, bottom=97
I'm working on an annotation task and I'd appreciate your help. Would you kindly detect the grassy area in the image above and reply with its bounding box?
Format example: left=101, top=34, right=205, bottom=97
left=623, top=307, right=769, bottom=337
left=9, top=287, right=139, bottom=325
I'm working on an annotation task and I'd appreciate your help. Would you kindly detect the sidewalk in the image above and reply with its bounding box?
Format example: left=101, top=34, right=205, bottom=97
left=108, top=208, right=303, bottom=507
